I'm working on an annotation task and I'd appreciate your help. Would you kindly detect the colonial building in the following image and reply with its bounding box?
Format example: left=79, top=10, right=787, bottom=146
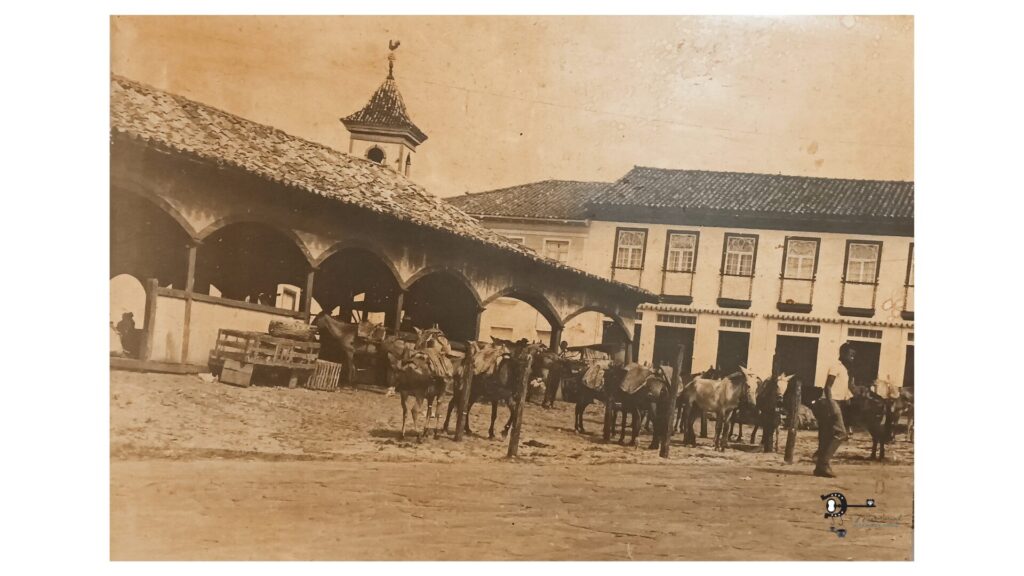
left=449, top=167, right=915, bottom=390
left=109, top=52, right=652, bottom=368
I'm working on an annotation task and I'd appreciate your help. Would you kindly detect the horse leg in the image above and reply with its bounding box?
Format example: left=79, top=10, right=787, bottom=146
left=443, top=395, right=457, bottom=433
left=628, top=407, right=640, bottom=447
left=488, top=401, right=499, bottom=439
left=400, top=392, right=409, bottom=440
left=502, top=400, right=514, bottom=438
left=421, top=394, right=433, bottom=442
left=412, top=395, right=424, bottom=443
left=344, top=350, right=356, bottom=386
left=618, top=406, right=628, bottom=444
left=750, top=422, right=759, bottom=445
left=683, top=404, right=697, bottom=446
left=713, top=415, right=723, bottom=451
left=647, top=402, right=661, bottom=450
left=700, top=412, right=709, bottom=438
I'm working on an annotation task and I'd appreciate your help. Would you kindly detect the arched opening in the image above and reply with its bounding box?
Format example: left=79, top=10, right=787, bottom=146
left=109, top=273, right=147, bottom=358
left=315, top=247, right=402, bottom=325
left=194, top=222, right=309, bottom=308
left=404, top=270, right=480, bottom=342
left=479, top=288, right=563, bottom=347
left=562, top=307, right=632, bottom=362
left=110, top=190, right=192, bottom=287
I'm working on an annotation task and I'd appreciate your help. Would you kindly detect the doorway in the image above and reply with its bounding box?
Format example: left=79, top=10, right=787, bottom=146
left=715, top=330, right=750, bottom=375
left=775, top=335, right=819, bottom=403
left=846, top=340, right=881, bottom=386
left=653, top=325, right=695, bottom=375
left=903, top=345, right=914, bottom=389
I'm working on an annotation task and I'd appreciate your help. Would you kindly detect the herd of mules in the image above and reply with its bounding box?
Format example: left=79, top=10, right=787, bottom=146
left=313, top=314, right=914, bottom=458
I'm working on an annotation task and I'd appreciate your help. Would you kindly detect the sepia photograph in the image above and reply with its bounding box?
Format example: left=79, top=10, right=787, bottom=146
left=108, top=14, right=914, bottom=561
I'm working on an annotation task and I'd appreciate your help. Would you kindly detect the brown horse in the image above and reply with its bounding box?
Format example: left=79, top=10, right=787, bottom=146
left=679, top=367, right=760, bottom=451
left=460, top=341, right=548, bottom=439
left=314, top=313, right=387, bottom=386
left=442, top=340, right=511, bottom=436
left=392, top=351, right=448, bottom=441
left=601, top=364, right=671, bottom=447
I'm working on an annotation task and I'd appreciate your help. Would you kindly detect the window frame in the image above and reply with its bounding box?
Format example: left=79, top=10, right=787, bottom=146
left=543, top=238, right=571, bottom=263
left=842, top=239, right=884, bottom=285
left=720, top=233, right=759, bottom=278
left=612, top=227, right=649, bottom=270
left=662, top=230, right=700, bottom=274
left=366, top=145, right=386, bottom=164
left=780, top=236, right=821, bottom=280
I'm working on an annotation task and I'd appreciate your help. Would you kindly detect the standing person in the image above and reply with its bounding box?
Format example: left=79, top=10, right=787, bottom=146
left=812, top=342, right=856, bottom=478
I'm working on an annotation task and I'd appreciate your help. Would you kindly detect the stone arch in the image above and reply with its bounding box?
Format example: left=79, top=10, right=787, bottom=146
left=196, top=216, right=315, bottom=268
left=110, top=188, right=192, bottom=287
left=402, top=266, right=482, bottom=308
left=562, top=305, right=632, bottom=342
left=315, top=245, right=404, bottom=325
left=194, top=221, right=311, bottom=306
left=480, top=286, right=564, bottom=331
left=403, top=268, right=483, bottom=342
left=111, top=185, right=199, bottom=240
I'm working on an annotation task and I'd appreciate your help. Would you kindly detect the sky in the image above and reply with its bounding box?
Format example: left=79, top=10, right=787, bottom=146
left=110, top=15, right=913, bottom=197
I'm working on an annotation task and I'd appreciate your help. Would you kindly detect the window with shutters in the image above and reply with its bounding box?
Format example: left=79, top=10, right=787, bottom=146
left=665, top=232, right=698, bottom=273
left=722, top=234, right=758, bottom=277
left=613, top=228, right=647, bottom=269
left=783, top=238, right=819, bottom=280
left=544, top=239, right=570, bottom=263
left=845, top=241, right=882, bottom=284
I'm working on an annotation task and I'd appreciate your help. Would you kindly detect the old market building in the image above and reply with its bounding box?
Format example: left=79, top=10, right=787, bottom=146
left=449, top=168, right=915, bottom=391
left=109, top=72, right=653, bottom=369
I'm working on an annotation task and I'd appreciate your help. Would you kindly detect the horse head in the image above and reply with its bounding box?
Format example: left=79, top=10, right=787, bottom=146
left=738, top=366, right=761, bottom=406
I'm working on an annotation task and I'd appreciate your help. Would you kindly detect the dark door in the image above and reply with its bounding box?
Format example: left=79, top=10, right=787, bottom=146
left=716, top=331, right=750, bottom=375
left=846, top=340, right=881, bottom=387
left=630, top=323, right=638, bottom=362
left=775, top=335, right=820, bottom=404
left=653, top=326, right=695, bottom=375
left=903, top=345, right=914, bottom=389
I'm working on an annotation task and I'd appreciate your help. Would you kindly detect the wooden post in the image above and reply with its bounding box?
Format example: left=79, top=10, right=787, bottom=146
left=388, top=290, right=405, bottom=334
left=549, top=325, right=563, bottom=351
left=180, top=242, right=198, bottom=364
left=506, top=353, right=534, bottom=458
left=454, top=341, right=475, bottom=442
left=302, top=268, right=316, bottom=320
left=659, top=344, right=687, bottom=458
left=141, top=278, right=159, bottom=361
left=784, top=376, right=801, bottom=464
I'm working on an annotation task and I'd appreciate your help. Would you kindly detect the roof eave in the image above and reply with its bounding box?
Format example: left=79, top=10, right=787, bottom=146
left=340, top=118, right=428, bottom=146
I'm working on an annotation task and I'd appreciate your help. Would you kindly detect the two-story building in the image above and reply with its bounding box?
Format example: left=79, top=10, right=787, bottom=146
left=449, top=167, right=914, bottom=391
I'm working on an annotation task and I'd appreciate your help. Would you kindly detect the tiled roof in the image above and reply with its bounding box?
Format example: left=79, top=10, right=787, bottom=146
left=109, top=75, right=650, bottom=298
left=341, top=77, right=427, bottom=144
left=592, top=166, right=914, bottom=220
left=447, top=180, right=609, bottom=221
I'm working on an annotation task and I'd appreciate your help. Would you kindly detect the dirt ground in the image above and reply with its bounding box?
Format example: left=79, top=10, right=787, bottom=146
left=110, top=370, right=914, bottom=560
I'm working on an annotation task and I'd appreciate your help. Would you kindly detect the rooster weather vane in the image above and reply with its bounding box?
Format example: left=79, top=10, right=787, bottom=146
left=387, top=39, right=401, bottom=79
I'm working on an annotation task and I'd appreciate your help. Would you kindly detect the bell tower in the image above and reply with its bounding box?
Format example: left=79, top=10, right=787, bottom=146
left=341, top=40, right=427, bottom=178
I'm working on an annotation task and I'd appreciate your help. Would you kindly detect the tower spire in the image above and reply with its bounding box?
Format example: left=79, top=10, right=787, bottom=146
left=387, top=39, right=400, bottom=79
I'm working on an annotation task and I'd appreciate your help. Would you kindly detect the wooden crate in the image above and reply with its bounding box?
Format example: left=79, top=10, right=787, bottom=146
left=220, top=358, right=255, bottom=387
left=305, top=360, right=343, bottom=391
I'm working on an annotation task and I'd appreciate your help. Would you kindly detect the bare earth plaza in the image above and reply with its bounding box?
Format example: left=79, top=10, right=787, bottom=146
left=109, top=16, right=914, bottom=561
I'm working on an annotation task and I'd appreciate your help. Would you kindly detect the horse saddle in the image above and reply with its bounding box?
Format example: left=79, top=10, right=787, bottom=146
left=423, top=348, right=454, bottom=379
left=582, top=363, right=606, bottom=391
